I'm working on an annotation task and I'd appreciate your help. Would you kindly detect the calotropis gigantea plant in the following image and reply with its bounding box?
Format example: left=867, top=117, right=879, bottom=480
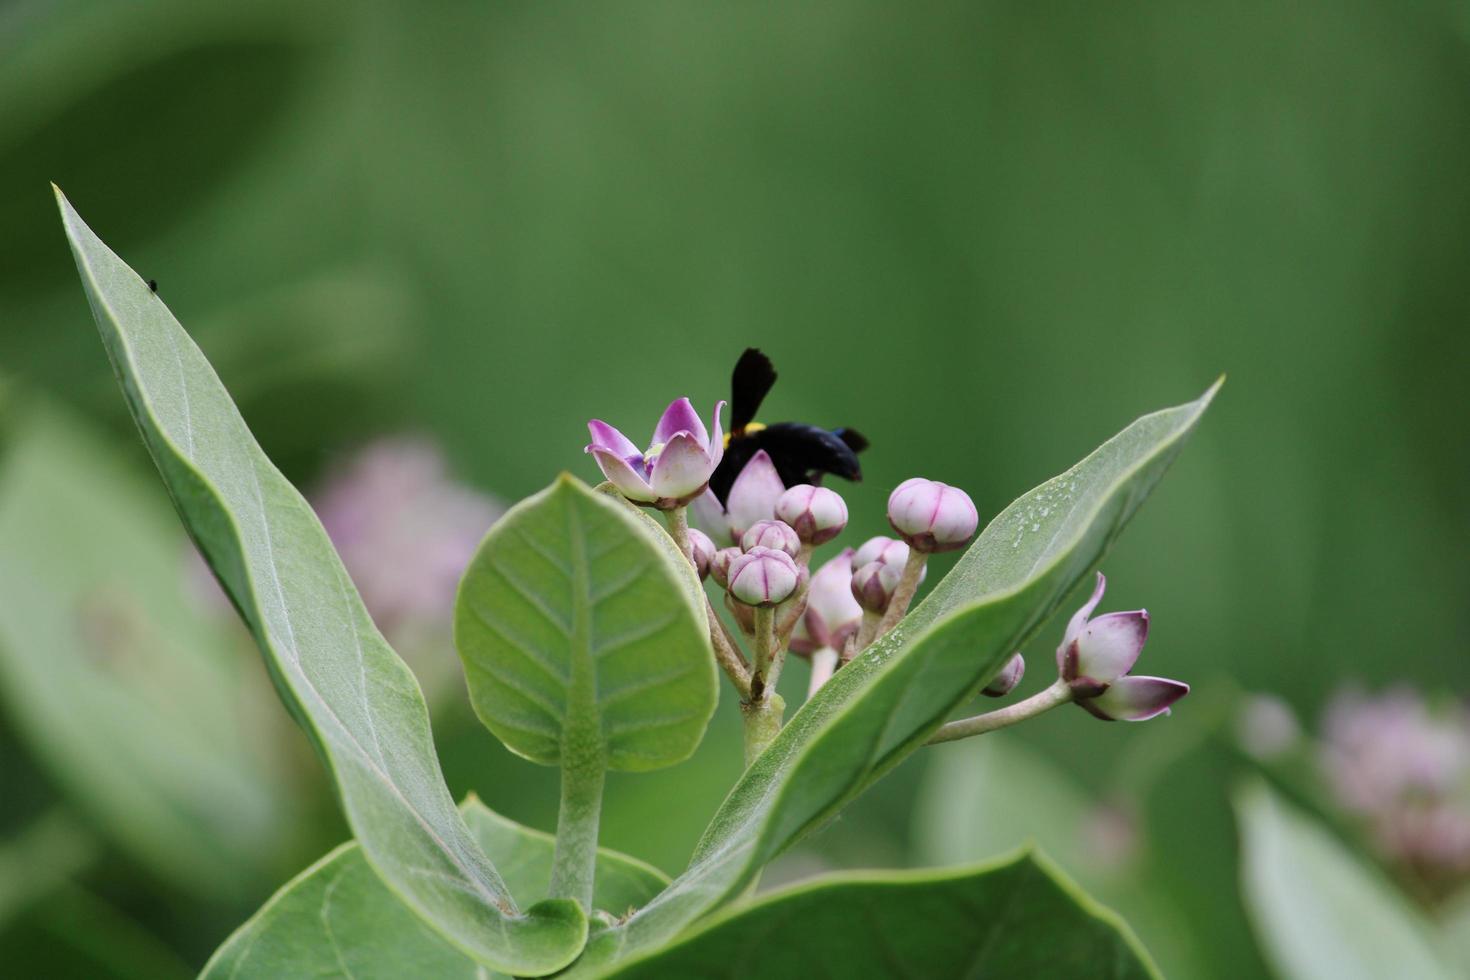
left=56, top=186, right=1218, bottom=978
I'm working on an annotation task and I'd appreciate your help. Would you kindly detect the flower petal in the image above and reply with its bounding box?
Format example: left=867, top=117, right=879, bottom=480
left=1074, top=610, right=1149, bottom=684
left=589, top=447, right=658, bottom=503
left=586, top=420, right=641, bottom=458
left=648, top=431, right=714, bottom=500
left=707, top=400, right=727, bottom=469
left=688, top=488, right=731, bottom=545
left=652, top=397, right=707, bottom=448
left=725, top=450, right=785, bottom=539
left=1084, top=675, right=1189, bottom=721
left=1058, top=571, right=1108, bottom=673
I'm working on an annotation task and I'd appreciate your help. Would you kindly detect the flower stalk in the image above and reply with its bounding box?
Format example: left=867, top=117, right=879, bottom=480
left=927, top=678, right=1074, bottom=745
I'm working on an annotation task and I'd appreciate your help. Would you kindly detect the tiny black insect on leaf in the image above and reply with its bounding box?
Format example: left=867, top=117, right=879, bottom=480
left=146, top=279, right=158, bottom=293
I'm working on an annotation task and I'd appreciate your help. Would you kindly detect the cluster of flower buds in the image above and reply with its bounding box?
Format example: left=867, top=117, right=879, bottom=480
left=1056, top=573, right=1188, bottom=721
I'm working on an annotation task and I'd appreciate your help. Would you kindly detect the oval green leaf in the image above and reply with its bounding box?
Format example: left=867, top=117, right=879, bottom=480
left=570, top=381, right=1218, bottom=973
left=55, top=188, right=586, bottom=976
left=1235, top=780, right=1456, bottom=980
left=203, top=798, right=670, bottom=980
left=605, top=853, right=1158, bottom=978
left=454, top=475, right=716, bottom=772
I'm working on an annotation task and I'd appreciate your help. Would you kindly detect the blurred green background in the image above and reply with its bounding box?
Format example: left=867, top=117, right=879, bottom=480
left=3, top=1, right=1468, bottom=977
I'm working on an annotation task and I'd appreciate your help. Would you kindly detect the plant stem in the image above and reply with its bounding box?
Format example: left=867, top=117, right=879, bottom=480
left=706, top=597, right=752, bottom=698
left=927, top=679, right=1073, bottom=745
left=854, top=609, right=881, bottom=652
left=664, top=505, right=690, bottom=560
left=875, top=550, right=928, bottom=639
left=752, top=605, right=781, bottom=694
left=807, top=646, right=838, bottom=699
left=548, top=737, right=606, bottom=910
left=742, top=692, right=785, bottom=767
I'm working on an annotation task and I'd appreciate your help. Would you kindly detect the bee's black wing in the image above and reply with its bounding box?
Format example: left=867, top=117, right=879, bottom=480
left=757, top=422, right=864, bottom=488
left=730, top=348, right=778, bottom=433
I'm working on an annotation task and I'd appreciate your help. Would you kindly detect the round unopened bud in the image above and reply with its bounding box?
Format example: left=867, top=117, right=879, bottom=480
left=774, top=484, right=848, bottom=545
left=710, top=547, right=742, bottom=589
left=887, top=478, right=978, bottom=553
left=741, top=519, right=801, bottom=558
left=850, top=559, right=903, bottom=613
left=686, top=528, right=716, bottom=581
left=981, top=653, right=1026, bottom=698
left=727, top=546, right=800, bottom=607
left=853, top=535, right=910, bottom=569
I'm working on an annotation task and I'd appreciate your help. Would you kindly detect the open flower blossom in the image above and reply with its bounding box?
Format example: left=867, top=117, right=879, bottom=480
left=887, top=477, right=979, bottom=553
left=586, top=398, right=726, bottom=509
left=726, top=546, right=801, bottom=607
left=790, top=548, right=863, bottom=655
left=690, top=450, right=785, bottom=544
left=1057, top=572, right=1187, bottom=722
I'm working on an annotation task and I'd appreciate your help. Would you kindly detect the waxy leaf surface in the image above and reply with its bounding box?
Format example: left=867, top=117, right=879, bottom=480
left=56, top=189, right=585, bottom=976
left=203, top=798, right=669, bottom=980
left=570, top=381, right=1218, bottom=973
left=455, top=476, right=715, bottom=771
left=606, top=853, right=1158, bottom=979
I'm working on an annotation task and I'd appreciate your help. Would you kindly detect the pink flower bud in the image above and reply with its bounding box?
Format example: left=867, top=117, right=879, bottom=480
left=793, top=548, right=862, bottom=654
left=709, top=546, right=742, bottom=589
left=853, top=535, right=910, bottom=569
left=726, top=546, right=800, bottom=607
left=850, top=559, right=903, bottom=613
left=774, top=484, right=848, bottom=545
left=686, top=528, right=715, bottom=581
left=886, top=477, right=979, bottom=553
left=981, top=653, right=1025, bottom=698
left=741, top=519, right=801, bottom=558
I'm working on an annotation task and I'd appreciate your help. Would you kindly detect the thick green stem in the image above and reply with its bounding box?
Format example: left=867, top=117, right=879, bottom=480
left=752, top=606, right=781, bottom=695
left=927, top=679, right=1073, bottom=745
left=742, top=692, right=786, bottom=767
left=548, top=740, right=606, bottom=909
left=875, top=550, right=929, bottom=639
left=664, top=505, right=691, bottom=560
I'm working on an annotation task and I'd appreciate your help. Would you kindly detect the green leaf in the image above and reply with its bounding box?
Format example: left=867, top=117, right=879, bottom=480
left=1235, top=780, right=1456, bottom=980
left=454, top=475, right=716, bottom=772
left=605, top=852, right=1157, bottom=978
left=572, top=381, right=1218, bottom=973
left=0, top=403, right=286, bottom=898
left=55, top=188, right=585, bottom=976
left=202, top=798, right=670, bottom=980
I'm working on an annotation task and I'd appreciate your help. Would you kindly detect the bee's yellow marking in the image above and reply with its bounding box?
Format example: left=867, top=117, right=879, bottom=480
left=725, top=421, right=766, bottom=447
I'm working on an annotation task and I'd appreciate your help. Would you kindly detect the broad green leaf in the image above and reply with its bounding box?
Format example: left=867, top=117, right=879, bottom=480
left=202, top=798, right=670, bottom=980
left=0, top=404, right=286, bottom=898
left=605, top=852, right=1158, bottom=978
left=570, top=381, right=1218, bottom=973
left=55, top=188, right=585, bottom=976
left=454, top=475, right=716, bottom=771
left=1235, top=780, right=1455, bottom=980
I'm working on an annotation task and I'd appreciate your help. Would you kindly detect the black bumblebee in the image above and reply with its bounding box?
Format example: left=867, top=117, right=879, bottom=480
left=709, top=348, right=869, bottom=504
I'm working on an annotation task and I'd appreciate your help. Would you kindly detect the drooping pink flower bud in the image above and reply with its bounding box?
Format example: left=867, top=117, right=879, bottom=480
left=726, top=546, right=800, bottom=607
left=709, top=546, right=741, bottom=589
left=850, top=559, right=903, bottom=613
left=886, top=477, right=979, bottom=553
left=790, top=548, right=863, bottom=655
left=1058, top=573, right=1188, bottom=722
left=586, top=398, right=726, bottom=509
left=982, top=653, right=1026, bottom=698
left=686, top=528, right=716, bottom=581
left=775, top=484, right=848, bottom=546
left=741, top=519, right=801, bottom=558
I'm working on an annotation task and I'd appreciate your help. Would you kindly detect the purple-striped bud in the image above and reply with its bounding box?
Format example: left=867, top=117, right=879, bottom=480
left=709, top=546, right=741, bottom=589
left=850, top=559, right=903, bottom=613
left=775, top=484, right=848, bottom=546
left=741, top=519, right=801, bottom=558
left=887, top=478, right=979, bottom=553
left=686, top=528, right=715, bottom=581
left=727, top=546, right=800, bottom=607
left=853, top=535, right=910, bottom=570
left=981, top=653, right=1026, bottom=698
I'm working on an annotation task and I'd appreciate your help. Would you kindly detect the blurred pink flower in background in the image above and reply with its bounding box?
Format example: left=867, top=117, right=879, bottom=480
left=1320, top=685, right=1470, bottom=888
